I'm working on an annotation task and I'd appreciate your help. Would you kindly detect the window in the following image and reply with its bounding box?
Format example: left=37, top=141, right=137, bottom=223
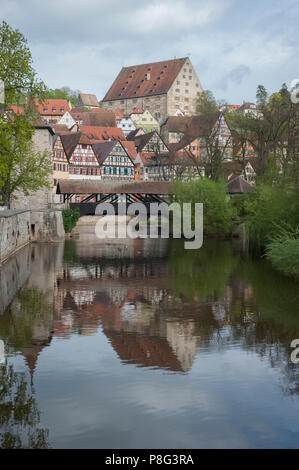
left=185, top=89, right=189, bottom=93
left=52, top=108, right=56, bottom=112
left=185, top=82, right=189, bottom=86
left=113, top=167, right=117, bottom=175
left=189, top=76, right=192, bottom=80
left=175, top=88, right=180, bottom=93
left=177, top=81, right=180, bottom=85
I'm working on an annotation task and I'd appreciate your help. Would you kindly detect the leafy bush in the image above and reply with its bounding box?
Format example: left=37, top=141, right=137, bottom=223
left=174, top=178, right=236, bottom=237
left=62, top=208, right=80, bottom=233
left=244, top=184, right=299, bottom=248
left=265, top=226, right=299, bottom=279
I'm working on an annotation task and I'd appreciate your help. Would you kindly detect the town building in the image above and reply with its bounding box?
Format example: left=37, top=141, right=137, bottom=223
left=78, top=125, right=125, bottom=141
left=102, top=57, right=203, bottom=123
left=34, top=99, right=72, bottom=124
left=238, top=102, right=263, bottom=118
left=58, top=111, right=77, bottom=129
left=60, top=133, right=101, bottom=182
left=71, top=109, right=116, bottom=127
left=117, top=115, right=137, bottom=136
left=76, top=93, right=100, bottom=109
left=92, top=141, right=135, bottom=180
left=53, top=135, right=70, bottom=202
left=130, top=109, right=160, bottom=133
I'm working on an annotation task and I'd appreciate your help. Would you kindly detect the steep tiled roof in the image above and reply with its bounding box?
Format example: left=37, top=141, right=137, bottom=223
left=103, top=57, right=187, bottom=101
left=71, top=110, right=116, bottom=127
left=227, top=175, right=254, bottom=194
left=60, top=132, right=92, bottom=159
left=79, top=125, right=125, bottom=141
left=77, top=93, right=99, bottom=107
left=114, top=108, right=123, bottom=120
left=92, top=141, right=116, bottom=165
left=132, top=106, right=144, bottom=114
left=120, top=141, right=137, bottom=160
left=162, top=115, right=192, bottom=133
left=169, top=113, right=220, bottom=151
left=126, top=128, right=144, bottom=141
left=34, top=99, right=71, bottom=116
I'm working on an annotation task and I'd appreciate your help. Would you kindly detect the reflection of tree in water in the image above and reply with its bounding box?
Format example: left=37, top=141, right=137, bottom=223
left=169, top=239, right=239, bottom=300
left=0, top=363, right=50, bottom=449
left=0, top=286, right=53, bottom=352
left=168, top=239, right=299, bottom=394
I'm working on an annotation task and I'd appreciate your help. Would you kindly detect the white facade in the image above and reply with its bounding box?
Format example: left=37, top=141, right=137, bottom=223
left=58, top=111, right=77, bottom=129
left=117, top=117, right=136, bottom=136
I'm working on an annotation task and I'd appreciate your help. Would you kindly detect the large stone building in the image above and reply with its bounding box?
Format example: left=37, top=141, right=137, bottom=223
left=102, top=57, right=203, bottom=123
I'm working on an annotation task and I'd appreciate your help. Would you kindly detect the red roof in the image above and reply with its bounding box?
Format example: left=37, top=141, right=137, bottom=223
left=132, top=106, right=144, bottom=114
left=103, top=57, right=187, bottom=101
left=71, top=110, right=116, bottom=127
left=8, top=105, right=24, bottom=114
left=120, top=141, right=137, bottom=160
left=114, top=108, right=123, bottom=120
left=79, top=125, right=125, bottom=141
left=34, top=99, right=71, bottom=116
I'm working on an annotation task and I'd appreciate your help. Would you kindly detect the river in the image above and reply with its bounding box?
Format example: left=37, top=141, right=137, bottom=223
left=0, top=234, right=298, bottom=448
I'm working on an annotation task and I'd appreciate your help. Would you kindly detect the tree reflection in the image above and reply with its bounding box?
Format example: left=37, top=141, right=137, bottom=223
left=0, top=363, right=50, bottom=448
left=169, top=239, right=239, bottom=300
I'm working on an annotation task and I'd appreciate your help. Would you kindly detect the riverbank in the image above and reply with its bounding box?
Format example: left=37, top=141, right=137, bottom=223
left=0, top=208, right=65, bottom=265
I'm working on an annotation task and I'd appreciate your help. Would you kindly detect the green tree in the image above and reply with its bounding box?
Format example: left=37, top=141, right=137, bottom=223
left=0, top=21, right=51, bottom=207
left=0, top=21, right=46, bottom=107
left=196, top=90, right=218, bottom=115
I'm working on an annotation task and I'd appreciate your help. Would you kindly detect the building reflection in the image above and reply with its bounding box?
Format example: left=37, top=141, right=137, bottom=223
left=0, top=237, right=298, bottom=393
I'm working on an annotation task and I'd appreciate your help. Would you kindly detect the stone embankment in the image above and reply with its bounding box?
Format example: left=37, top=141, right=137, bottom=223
left=0, top=209, right=64, bottom=265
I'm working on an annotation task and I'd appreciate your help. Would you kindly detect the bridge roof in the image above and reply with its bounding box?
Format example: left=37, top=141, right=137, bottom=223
left=56, top=179, right=175, bottom=195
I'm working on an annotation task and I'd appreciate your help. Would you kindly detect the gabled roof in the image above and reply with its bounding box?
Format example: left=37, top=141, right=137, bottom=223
left=126, top=128, right=144, bottom=141
left=77, top=93, right=99, bottom=107
left=133, top=131, right=158, bottom=152
left=161, top=115, right=193, bottom=133
left=92, top=141, right=116, bottom=165
left=114, top=108, right=123, bottom=120
left=79, top=125, right=125, bottom=141
left=132, top=106, right=144, bottom=114
left=168, top=113, right=220, bottom=151
left=71, top=110, right=116, bottom=127
left=227, top=175, right=254, bottom=194
left=120, top=141, right=137, bottom=160
left=60, top=132, right=92, bottom=159
left=103, top=57, right=187, bottom=101
left=34, top=99, right=71, bottom=116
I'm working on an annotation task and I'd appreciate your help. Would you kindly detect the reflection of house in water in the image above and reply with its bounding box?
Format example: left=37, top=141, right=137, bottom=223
left=52, top=238, right=202, bottom=372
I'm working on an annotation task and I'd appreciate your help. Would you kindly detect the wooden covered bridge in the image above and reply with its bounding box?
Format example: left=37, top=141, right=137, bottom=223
left=56, top=180, right=175, bottom=215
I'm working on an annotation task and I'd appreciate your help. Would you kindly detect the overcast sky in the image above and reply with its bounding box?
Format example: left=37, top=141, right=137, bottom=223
left=1, top=0, right=298, bottom=104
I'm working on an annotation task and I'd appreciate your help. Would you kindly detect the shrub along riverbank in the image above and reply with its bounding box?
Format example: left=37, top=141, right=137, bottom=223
left=173, top=178, right=299, bottom=280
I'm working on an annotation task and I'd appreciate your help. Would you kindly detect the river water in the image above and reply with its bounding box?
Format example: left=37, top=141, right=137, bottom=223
left=0, top=234, right=298, bottom=449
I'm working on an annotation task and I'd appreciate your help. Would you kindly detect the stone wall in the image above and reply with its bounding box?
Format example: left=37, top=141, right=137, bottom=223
left=30, top=210, right=65, bottom=242
left=0, top=209, right=65, bottom=264
left=0, top=210, right=31, bottom=263
left=0, top=244, right=31, bottom=315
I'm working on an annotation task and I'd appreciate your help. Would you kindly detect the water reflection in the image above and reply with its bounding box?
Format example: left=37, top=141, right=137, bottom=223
left=0, top=236, right=299, bottom=448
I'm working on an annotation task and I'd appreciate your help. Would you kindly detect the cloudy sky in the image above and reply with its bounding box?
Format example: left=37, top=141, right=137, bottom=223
left=1, top=0, right=298, bottom=104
